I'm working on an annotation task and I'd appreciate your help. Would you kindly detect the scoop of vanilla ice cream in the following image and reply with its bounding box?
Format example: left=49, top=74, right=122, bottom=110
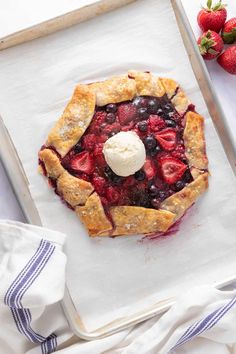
left=103, top=131, right=146, bottom=177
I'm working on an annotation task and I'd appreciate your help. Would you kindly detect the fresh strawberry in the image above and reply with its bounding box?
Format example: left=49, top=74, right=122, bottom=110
left=155, top=128, right=177, bottom=151
left=143, top=158, right=156, bottom=180
left=92, top=176, right=106, bottom=195
left=159, top=156, right=187, bottom=184
left=82, top=134, right=96, bottom=150
left=222, top=18, right=236, bottom=44
left=198, top=30, right=223, bottom=60
left=106, top=186, right=120, bottom=203
left=148, top=115, right=166, bottom=132
left=117, top=103, right=137, bottom=125
left=197, top=0, right=227, bottom=33
left=217, top=46, right=236, bottom=74
left=70, top=151, right=94, bottom=174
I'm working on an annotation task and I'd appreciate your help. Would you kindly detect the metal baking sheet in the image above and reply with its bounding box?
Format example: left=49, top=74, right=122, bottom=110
left=0, top=0, right=136, bottom=51
left=0, top=0, right=236, bottom=341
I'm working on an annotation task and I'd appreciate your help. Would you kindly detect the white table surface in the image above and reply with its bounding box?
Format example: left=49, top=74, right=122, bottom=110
left=0, top=0, right=235, bottom=222
left=0, top=3, right=236, bottom=354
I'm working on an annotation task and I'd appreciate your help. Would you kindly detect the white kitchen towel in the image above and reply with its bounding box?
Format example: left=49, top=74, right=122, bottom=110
left=1, top=220, right=236, bottom=354
left=0, top=220, right=73, bottom=354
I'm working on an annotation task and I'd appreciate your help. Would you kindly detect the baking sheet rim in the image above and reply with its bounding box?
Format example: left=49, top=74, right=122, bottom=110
left=0, top=0, right=236, bottom=340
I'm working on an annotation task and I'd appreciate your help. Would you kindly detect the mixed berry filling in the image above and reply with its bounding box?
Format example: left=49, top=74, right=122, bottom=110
left=55, top=94, right=194, bottom=210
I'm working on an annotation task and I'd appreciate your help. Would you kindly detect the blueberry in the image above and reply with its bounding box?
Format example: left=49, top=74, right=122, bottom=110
left=165, top=119, right=176, bottom=127
left=109, top=131, right=117, bottom=137
left=134, top=169, right=146, bottom=181
left=138, top=107, right=149, bottom=119
left=132, top=190, right=150, bottom=207
left=157, top=108, right=163, bottom=114
left=183, top=170, right=193, bottom=183
left=157, top=190, right=168, bottom=201
left=104, top=166, right=113, bottom=178
left=74, top=142, right=83, bottom=153
left=149, top=184, right=159, bottom=197
left=149, top=145, right=162, bottom=156
left=106, top=113, right=116, bottom=123
left=144, top=135, right=157, bottom=150
left=147, top=99, right=158, bottom=114
left=165, top=104, right=173, bottom=112
left=151, top=198, right=160, bottom=208
left=112, top=174, right=123, bottom=185
left=133, top=97, right=143, bottom=107
left=104, top=167, right=123, bottom=184
left=137, top=120, right=148, bottom=132
left=174, top=180, right=186, bottom=191
left=106, top=103, right=117, bottom=113
left=100, top=122, right=107, bottom=130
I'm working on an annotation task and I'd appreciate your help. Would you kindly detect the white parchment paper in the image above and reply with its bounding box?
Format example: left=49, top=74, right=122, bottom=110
left=0, top=0, right=236, bottom=332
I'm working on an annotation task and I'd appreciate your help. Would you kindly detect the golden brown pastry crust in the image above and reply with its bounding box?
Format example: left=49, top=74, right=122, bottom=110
left=110, top=206, right=175, bottom=236
left=57, top=171, right=94, bottom=207
left=75, top=193, right=113, bottom=236
left=171, top=89, right=191, bottom=115
left=160, top=173, right=208, bottom=221
left=89, top=75, right=137, bottom=106
left=46, top=85, right=96, bottom=157
left=38, top=149, right=64, bottom=179
left=39, top=71, right=209, bottom=237
left=159, top=78, right=178, bottom=98
left=128, top=70, right=165, bottom=97
left=184, top=112, right=208, bottom=170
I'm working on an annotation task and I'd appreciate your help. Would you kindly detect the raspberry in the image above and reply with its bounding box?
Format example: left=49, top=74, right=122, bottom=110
left=82, top=134, right=96, bottom=150
left=148, top=115, right=166, bottom=132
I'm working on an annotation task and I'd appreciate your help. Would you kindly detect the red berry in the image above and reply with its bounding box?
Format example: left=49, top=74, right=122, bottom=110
left=222, top=18, right=236, bottom=44
left=171, top=144, right=185, bottom=160
left=106, top=186, right=120, bottom=203
left=92, top=176, right=106, bottom=195
left=159, top=156, right=187, bottom=185
left=82, top=134, right=96, bottom=150
left=97, top=134, right=107, bottom=143
left=217, top=46, right=236, bottom=75
left=197, top=1, right=227, bottom=33
left=197, top=30, right=223, bottom=60
left=93, top=143, right=106, bottom=167
left=143, top=158, right=156, bottom=180
left=70, top=151, right=94, bottom=174
left=148, top=115, right=166, bottom=132
left=89, top=111, right=106, bottom=133
left=117, top=103, right=137, bottom=125
left=102, top=122, right=121, bottom=135
left=155, top=128, right=177, bottom=151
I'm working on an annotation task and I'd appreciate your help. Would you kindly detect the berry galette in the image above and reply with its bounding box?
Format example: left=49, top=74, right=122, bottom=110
left=38, top=71, right=208, bottom=237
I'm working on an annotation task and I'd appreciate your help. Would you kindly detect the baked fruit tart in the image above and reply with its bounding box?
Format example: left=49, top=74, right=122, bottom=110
left=38, top=71, right=209, bottom=237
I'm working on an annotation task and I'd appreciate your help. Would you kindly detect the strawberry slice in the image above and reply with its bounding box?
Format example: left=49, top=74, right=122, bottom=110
left=117, top=103, right=137, bottom=125
left=155, top=128, right=177, bottom=151
left=159, top=156, right=187, bottom=184
left=143, top=158, right=156, bottom=180
left=70, top=151, right=94, bottom=174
